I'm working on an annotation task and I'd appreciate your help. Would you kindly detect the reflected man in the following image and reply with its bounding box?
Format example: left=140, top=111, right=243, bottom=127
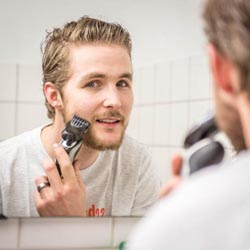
left=0, top=16, right=160, bottom=217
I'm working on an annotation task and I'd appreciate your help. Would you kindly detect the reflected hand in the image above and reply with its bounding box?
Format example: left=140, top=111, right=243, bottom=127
left=34, top=144, right=86, bottom=216
left=159, top=154, right=183, bottom=198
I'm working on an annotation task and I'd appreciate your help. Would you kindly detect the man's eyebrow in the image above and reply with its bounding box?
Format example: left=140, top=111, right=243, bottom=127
left=120, top=73, right=133, bottom=81
left=80, top=72, right=133, bottom=81
left=83, top=73, right=106, bottom=80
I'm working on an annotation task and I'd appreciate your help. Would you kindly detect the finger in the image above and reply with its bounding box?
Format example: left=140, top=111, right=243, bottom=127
left=171, top=154, right=183, bottom=176
left=73, top=162, right=85, bottom=190
left=159, top=177, right=181, bottom=199
left=53, top=143, right=76, bottom=184
left=34, top=188, right=43, bottom=209
left=42, top=157, right=64, bottom=191
left=35, top=175, right=51, bottom=199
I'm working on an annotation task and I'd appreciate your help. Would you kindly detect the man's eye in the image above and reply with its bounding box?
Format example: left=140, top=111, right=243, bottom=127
left=85, top=81, right=98, bottom=87
left=117, top=80, right=128, bottom=87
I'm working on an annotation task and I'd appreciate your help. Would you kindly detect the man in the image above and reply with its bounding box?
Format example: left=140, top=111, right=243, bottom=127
left=127, top=0, right=250, bottom=249
left=0, top=16, right=160, bottom=217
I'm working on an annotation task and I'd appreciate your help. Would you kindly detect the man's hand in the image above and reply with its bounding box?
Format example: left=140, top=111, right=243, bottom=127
left=159, top=154, right=183, bottom=198
left=34, top=144, right=86, bottom=216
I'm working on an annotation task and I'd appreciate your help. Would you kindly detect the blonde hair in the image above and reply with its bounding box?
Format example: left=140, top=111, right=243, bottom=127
left=42, top=16, right=132, bottom=119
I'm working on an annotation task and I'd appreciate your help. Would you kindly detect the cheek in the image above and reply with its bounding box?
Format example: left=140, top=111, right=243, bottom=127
left=63, top=94, right=96, bottom=119
left=125, top=94, right=134, bottom=115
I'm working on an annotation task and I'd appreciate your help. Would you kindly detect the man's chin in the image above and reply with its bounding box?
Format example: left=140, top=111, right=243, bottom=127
left=83, top=134, right=125, bottom=151
left=85, top=141, right=122, bottom=151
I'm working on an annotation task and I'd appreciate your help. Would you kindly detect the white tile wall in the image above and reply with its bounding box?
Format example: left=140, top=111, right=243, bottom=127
left=16, top=103, right=50, bottom=135
left=0, top=63, right=17, bottom=101
left=0, top=218, right=19, bottom=249
left=0, top=102, right=16, bottom=139
left=169, top=102, right=189, bottom=147
left=112, top=217, right=141, bottom=248
left=153, top=104, right=170, bottom=146
left=0, top=217, right=141, bottom=250
left=136, top=65, right=155, bottom=104
left=136, top=106, right=155, bottom=145
left=188, top=100, right=211, bottom=128
left=19, top=218, right=112, bottom=249
left=155, top=61, right=171, bottom=103
left=189, top=55, right=211, bottom=100
left=18, top=64, right=43, bottom=102
left=171, top=58, right=189, bottom=101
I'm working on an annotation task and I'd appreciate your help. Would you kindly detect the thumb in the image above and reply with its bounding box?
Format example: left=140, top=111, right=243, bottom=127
left=171, top=154, right=183, bottom=176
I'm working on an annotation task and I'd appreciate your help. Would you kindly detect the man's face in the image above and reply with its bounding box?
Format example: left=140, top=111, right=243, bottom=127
left=61, top=44, right=133, bottom=150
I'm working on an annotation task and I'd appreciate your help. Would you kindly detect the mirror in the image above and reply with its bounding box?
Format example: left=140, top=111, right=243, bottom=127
left=0, top=0, right=210, bottom=217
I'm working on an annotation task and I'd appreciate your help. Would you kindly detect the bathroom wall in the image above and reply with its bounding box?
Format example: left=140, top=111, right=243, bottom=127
left=0, top=217, right=140, bottom=250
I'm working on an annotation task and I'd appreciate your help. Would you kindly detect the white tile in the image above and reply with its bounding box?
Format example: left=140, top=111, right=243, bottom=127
left=169, top=102, right=189, bottom=147
left=155, top=61, right=171, bottom=103
left=113, top=217, right=141, bottom=248
left=0, top=218, right=19, bottom=249
left=0, top=63, right=17, bottom=101
left=137, top=66, right=155, bottom=104
left=18, top=64, right=44, bottom=102
left=137, top=106, right=155, bottom=145
left=189, top=55, right=211, bottom=100
left=126, top=107, right=140, bottom=140
left=151, top=146, right=184, bottom=183
left=16, top=103, right=50, bottom=135
left=0, top=103, right=16, bottom=140
left=19, top=217, right=112, bottom=249
left=188, top=101, right=211, bottom=128
left=153, top=104, right=170, bottom=145
left=151, top=147, right=171, bottom=183
left=171, top=58, right=189, bottom=101
left=133, top=68, right=142, bottom=105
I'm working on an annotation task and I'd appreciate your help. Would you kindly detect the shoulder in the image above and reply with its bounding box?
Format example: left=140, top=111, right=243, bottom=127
left=0, top=127, right=42, bottom=157
left=128, top=152, right=250, bottom=249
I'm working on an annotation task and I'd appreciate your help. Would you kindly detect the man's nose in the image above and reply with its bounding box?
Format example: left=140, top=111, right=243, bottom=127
left=103, top=87, right=122, bottom=109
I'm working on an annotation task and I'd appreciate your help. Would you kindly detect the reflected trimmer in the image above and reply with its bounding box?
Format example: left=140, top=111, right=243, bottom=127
left=56, top=115, right=90, bottom=177
left=182, top=113, right=225, bottom=175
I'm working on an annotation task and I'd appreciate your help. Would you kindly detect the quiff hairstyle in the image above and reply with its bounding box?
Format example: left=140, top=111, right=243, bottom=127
left=202, top=0, right=250, bottom=94
left=42, top=16, right=132, bottom=119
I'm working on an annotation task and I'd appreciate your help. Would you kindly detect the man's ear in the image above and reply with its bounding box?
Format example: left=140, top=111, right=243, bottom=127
left=43, top=82, right=63, bottom=109
left=208, top=44, right=234, bottom=93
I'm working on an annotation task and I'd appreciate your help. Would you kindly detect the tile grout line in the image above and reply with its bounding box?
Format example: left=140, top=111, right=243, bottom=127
left=17, top=218, right=21, bottom=250
left=111, top=217, right=115, bottom=250
left=14, top=64, right=19, bottom=136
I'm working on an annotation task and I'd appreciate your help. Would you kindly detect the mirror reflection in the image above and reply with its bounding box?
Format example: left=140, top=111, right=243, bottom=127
left=0, top=0, right=207, bottom=218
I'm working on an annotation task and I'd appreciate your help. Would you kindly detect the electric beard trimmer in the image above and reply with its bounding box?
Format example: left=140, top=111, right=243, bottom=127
left=56, top=115, right=90, bottom=177
left=182, top=113, right=225, bottom=175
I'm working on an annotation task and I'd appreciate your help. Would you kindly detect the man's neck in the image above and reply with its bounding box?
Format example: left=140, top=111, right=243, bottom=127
left=41, top=120, right=99, bottom=170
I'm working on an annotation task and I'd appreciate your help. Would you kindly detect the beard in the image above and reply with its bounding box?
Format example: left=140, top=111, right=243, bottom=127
left=83, top=124, right=126, bottom=151
left=62, top=109, right=127, bottom=151
left=215, top=102, right=246, bottom=152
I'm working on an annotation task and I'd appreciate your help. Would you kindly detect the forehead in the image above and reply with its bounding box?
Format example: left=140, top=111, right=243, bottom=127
left=69, top=44, right=132, bottom=76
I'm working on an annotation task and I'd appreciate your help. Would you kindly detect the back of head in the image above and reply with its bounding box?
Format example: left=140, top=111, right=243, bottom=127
left=202, top=0, right=250, bottom=93
left=42, top=16, right=132, bottom=119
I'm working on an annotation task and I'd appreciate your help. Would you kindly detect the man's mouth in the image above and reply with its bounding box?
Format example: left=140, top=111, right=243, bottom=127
left=96, top=118, right=120, bottom=124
